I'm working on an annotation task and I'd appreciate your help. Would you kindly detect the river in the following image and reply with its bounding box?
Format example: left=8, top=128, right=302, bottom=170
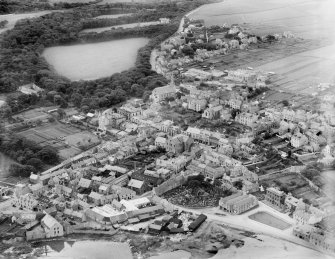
left=42, top=38, right=149, bottom=81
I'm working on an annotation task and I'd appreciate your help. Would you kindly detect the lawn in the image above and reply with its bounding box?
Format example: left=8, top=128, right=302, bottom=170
left=249, top=211, right=291, bottom=230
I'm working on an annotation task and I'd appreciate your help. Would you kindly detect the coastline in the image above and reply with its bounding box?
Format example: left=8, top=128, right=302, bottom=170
left=149, top=3, right=206, bottom=76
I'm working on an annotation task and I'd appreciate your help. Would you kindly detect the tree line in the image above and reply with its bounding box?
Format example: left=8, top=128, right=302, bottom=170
left=0, top=134, right=60, bottom=176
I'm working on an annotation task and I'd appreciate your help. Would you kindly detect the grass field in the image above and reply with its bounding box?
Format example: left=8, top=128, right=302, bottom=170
left=249, top=211, right=291, bottom=230
left=16, top=122, right=87, bottom=160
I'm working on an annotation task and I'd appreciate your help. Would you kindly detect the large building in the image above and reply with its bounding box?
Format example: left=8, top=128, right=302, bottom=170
left=150, top=85, right=176, bottom=103
left=41, top=214, right=64, bottom=238
left=265, top=187, right=285, bottom=209
left=219, top=192, right=258, bottom=214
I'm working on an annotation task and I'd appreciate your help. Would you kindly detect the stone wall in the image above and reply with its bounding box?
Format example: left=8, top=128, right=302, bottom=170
left=153, top=174, right=187, bottom=196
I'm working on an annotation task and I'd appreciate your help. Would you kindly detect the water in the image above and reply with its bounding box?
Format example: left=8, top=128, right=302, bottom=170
left=189, top=0, right=335, bottom=40
left=38, top=240, right=133, bottom=259
left=42, top=38, right=149, bottom=81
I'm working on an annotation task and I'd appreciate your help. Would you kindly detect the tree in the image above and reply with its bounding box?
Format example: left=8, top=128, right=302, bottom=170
left=282, top=100, right=289, bottom=106
left=233, top=180, right=243, bottom=190
left=37, top=146, right=59, bottom=164
left=181, top=45, right=195, bottom=57
left=26, top=158, right=43, bottom=170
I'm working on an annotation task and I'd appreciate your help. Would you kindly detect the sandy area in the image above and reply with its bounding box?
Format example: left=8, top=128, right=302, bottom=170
left=211, top=235, right=333, bottom=259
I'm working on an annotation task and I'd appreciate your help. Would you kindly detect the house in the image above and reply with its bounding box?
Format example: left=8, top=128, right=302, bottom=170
left=18, top=83, right=43, bottom=95
left=26, top=225, right=46, bottom=241
left=265, top=187, right=285, bottom=209
left=235, top=112, right=258, bottom=127
left=150, top=84, right=176, bottom=103
left=219, top=192, right=258, bottom=214
left=98, top=184, right=110, bottom=195
left=127, top=179, right=146, bottom=195
left=187, top=97, right=207, bottom=112
left=166, top=134, right=193, bottom=154
left=112, top=186, right=136, bottom=200
left=188, top=214, right=207, bottom=231
left=13, top=193, right=38, bottom=211
left=88, top=191, right=104, bottom=206
left=41, top=214, right=64, bottom=238
left=159, top=17, right=170, bottom=24
left=78, top=178, right=92, bottom=189
left=29, top=184, right=46, bottom=197
left=29, top=173, right=40, bottom=184
left=155, top=136, right=167, bottom=149
left=202, top=105, right=223, bottom=120
left=291, top=133, right=309, bottom=148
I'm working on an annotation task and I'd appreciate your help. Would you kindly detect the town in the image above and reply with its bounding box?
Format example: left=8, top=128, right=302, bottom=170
left=0, top=1, right=335, bottom=259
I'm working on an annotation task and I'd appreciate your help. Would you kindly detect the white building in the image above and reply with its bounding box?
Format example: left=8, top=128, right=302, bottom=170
left=41, top=214, right=64, bottom=238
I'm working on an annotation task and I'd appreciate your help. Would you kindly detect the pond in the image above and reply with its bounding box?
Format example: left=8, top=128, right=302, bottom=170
left=42, top=38, right=149, bottom=81
left=38, top=240, right=133, bottom=259
left=249, top=211, right=291, bottom=230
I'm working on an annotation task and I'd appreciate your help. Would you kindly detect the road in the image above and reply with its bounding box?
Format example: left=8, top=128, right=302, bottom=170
left=172, top=201, right=329, bottom=255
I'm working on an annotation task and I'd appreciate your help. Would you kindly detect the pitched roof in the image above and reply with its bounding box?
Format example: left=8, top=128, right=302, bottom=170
left=78, top=178, right=91, bottom=188
left=41, top=214, right=60, bottom=229
left=128, top=179, right=144, bottom=189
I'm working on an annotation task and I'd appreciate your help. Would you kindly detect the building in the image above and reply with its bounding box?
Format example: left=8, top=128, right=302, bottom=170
left=155, top=136, right=167, bottom=149
left=150, top=84, right=176, bottom=103
left=41, top=214, right=64, bottom=238
left=219, top=192, right=258, bottom=214
left=166, top=134, right=193, bottom=154
left=187, top=97, right=207, bottom=112
left=127, top=179, right=147, bottom=195
left=235, top=112, right=258, bottom=127
left=202, top=105, right=223, bottom=120
left=13, top=193, right=38, bottom=210
left=265, top=187, right=285, bottom=209
left=159, top=18, right=170, bottom=24
left=291, top=133, right=309, bottom=148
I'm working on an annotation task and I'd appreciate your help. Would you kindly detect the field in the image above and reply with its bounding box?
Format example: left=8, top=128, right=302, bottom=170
left=12, top=108, right=51, bottom=123
left=248, top=211, right=291, bottom=230
left=16, top=123, right=93, bottom=160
